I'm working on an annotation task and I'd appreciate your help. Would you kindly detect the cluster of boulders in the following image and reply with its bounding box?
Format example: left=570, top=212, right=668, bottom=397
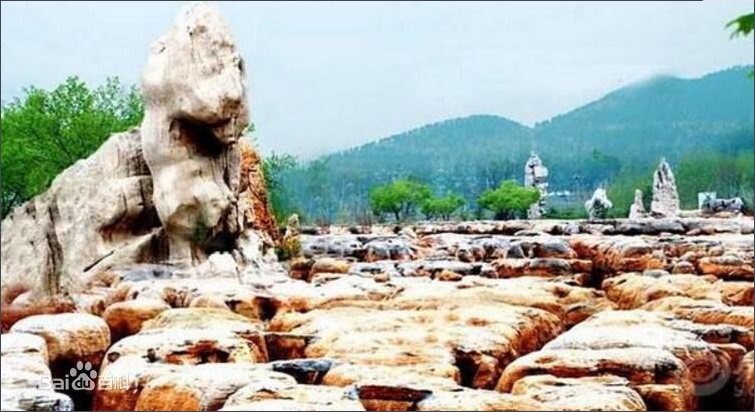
left=1, top=2, right=753, bottom=412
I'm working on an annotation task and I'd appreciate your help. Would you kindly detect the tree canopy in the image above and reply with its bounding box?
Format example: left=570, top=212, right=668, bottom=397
left=477, top=180, right=540, bottom=220
left=1, top=76, right=143, bottom=217
left=369, top=179, right=431, bottom=221
left=421, top=192, right=466, bottom=220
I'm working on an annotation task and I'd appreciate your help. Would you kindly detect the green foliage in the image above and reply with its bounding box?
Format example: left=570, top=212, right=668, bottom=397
left=1, top=76, right=143, bottom=217
left=728, top=13, right=754, bottom=38
left=276, top=235, right=302, bottom=261
left=477, top=180, right=540, bottom=220
left=544, top=206, right=587, bottom=220
left=262, top=152, right=299, bottom=223
left=369, top=179, right=431, bottom=221
left=728, top=13, right=754, bottom=78
left=676, top=150, right=754, bottom=209
left=420, top=192, right=466, bottom=220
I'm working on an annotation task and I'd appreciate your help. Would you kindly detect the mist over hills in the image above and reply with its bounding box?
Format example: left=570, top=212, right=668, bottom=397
left=281, top=66, right=755, bottom=221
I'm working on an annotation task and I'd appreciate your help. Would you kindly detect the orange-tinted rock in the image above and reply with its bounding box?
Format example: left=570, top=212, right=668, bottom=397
left=603, top=272, right=730, bottom=309
left=310, top=258, right=351, bottom=276
left=414, top=389, right=542, bottom=411
left=221, top=382, right=365, bottom=411
left=734, top=351, right=754, bottom=411
left=134, top=364, right=294, bottom=411
left=498, top=347, right=694, bottom=410
left=103, top=298, right=171, bottom=340
left=511, top=375, right=647, bottom=411
left=238, top=140, right=279, bottom=243
left=697, top=255, right=754, bottom=281
left=10, top=313, right=110, bottom=368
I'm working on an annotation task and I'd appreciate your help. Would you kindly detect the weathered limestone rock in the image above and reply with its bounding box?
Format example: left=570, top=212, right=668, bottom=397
left=365, top=237, right=415, bottom=262
left=1, top=129, right=158, bottom=302
left=270, top=301, right=563, bottom=391
left=302, top=234, right=367, bottom=259
left=570, top=235, right=664, bottom=275
left=10, top=313, right=110, bottom=369
left=628, top=189, right=649, bottom=219
left=524, top=152, right=549, bottom=219
left=1, top=333, right=74, bottom=411
left=134, top=364, right=294, bottom=411
left=414, top=389, right=542, bottom=411
left=651, top=158, right=680, bottom=218
left=602, top=272, right=743, bottom=309
left=697, top=254, right=754, bottom=281
left=278, top=213, right=302, bottom=260
left=93, top=355, right=180, bottom=411
left=102, top=298, right=171, bottom=340
left=140, top=1, right=249, bottom=265
left=498, top=347, right=694, bottom=410
left=310, top=257, right=351, bottom=276
left=1, top=1, right=279, bottom=303
left=511, top=375, right=647, bottom=411
left=701, top=196, right=744, bottom=215
left=102, top=308, right=267, bottom=370
left=584, top=188, right=613, bottom=220
left=221, top=382, right=365, bottom=411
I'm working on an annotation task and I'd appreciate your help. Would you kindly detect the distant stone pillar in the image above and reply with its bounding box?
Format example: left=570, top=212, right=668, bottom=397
left=650, top=158, right=680, bottom=218
left=524, top=152, right=549, bottom=219
left=628, top=189, right=648, bottom=219
left=585, top=187, right=613, bottom=220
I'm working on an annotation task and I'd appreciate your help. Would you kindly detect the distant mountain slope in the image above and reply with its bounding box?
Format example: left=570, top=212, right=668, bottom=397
left=282, top=66, right=754, bottom=221
left=536, top=66, right=755, bottom=181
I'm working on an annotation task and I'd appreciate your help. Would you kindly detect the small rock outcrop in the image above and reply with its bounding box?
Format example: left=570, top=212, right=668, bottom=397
left=628, top=189, right=648, bottom=219
left=584, top=188, right=613, bottom=220
left=0, top=2, right=278, bottom=303
left=701, top=196, right=744, bottom=215
left=524, top=152, right=548, bottom=219
left=650, top=158, right=680, bottom=218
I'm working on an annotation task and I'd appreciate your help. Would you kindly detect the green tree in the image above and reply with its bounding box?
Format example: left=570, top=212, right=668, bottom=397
left=369, top=179, right=431, bottom=221
left=262, top=152, right=298, bottom=223
left=421, top=192, right=466, bottom=220
left=477, top=180, right=540, bottom=220
left=1, top=76, right=143, bottom=217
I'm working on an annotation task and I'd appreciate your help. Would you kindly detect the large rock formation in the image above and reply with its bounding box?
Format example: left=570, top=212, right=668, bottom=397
left=651, top=158, right=680, bottom=218
left=524, top=152, right=548, bottom=219
left=140, top=1, right=249, bottom=265
left=0, top=1, right=278, bottom=304
left=584, top=188, right=613, bottom=220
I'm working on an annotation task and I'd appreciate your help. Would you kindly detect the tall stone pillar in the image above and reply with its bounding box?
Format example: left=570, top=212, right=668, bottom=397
left=650, top=158, right=680, bottom=218
left=524, top=152, right=549, bottom=219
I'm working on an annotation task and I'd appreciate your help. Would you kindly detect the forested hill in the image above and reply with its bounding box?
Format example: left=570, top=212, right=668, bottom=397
left=280, top=66, right=755, bottom=222
left=536, top=66, right=755, bottom=185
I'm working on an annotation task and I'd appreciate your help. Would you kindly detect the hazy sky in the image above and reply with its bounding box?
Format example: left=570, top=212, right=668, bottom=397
left=2, top=1, right=753, bottom=158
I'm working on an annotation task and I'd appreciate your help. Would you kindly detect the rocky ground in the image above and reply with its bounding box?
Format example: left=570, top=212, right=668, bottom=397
left=2, top=216, right=753, bottom=411
left=2, top=2, right=753, bottom=411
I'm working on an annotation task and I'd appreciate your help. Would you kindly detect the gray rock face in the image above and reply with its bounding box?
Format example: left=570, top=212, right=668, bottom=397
left=585, top=188, right=613, bottom=220
left=628, top=189, right=648, bottom=219
left=1, top=130, right=161, bottom=300
left=524, top=152, right=548, bottom=219
left=650, top=158, right=680, bottom=218
left=1, top=2, right=275, bottom=302
left=701, top=197, right=744, bottom=215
